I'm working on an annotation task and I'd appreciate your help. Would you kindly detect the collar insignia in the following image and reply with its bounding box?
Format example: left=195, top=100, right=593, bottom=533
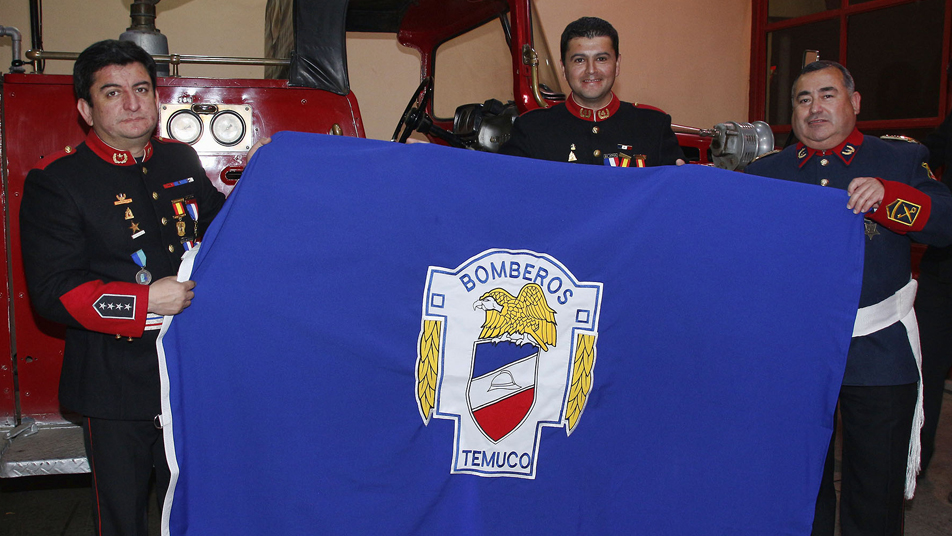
left=566, top=93, right=621, bottom=122
left=86, top=130, right=154, bottom=167
left=797, top=128, right=864, bottom=168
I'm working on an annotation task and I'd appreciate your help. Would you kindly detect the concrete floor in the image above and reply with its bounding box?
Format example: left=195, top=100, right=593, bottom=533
left=0, top=473, right=160, bottom=535
left=900, top=387, right=952, bottom=535
left=2, top=392, right=951, bottom=535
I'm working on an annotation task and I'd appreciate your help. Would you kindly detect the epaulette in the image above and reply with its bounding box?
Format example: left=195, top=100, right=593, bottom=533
left=880, top=135, right=920, bottom=144
left=748, top=149, right=781, bottom=164
left=632, top=102, right=665, bottom=113
left=32, top=144, right=78, bottom=170
left=154, top=136, right=188, bottom=145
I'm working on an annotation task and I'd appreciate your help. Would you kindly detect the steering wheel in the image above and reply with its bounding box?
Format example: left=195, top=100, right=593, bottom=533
left=391, top=77, right=434, bottom=143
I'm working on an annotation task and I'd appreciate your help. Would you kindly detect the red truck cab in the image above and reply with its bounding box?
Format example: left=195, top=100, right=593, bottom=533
left=0, top=0, right=724, bottom=477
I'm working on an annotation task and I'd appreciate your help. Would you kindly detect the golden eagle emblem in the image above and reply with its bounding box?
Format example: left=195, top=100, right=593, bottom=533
left=473, top=283, right=557, bottom=351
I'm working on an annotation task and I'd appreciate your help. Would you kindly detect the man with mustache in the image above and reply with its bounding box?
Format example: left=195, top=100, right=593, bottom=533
left=746, top=60, right=952, bottom=535
left=19, top=39, right=265, bottom=535
left=500, top=16, right=684, bottom=167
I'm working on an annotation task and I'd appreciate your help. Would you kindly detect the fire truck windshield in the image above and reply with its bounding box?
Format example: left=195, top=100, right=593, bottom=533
left=529, top=2, right=563, bottom=100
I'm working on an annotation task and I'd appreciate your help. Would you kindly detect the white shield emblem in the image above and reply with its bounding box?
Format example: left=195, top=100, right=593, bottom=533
left=416, top=249, right=603, bottom=478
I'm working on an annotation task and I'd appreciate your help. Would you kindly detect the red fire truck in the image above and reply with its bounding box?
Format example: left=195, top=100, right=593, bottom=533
left=0, top=0, right=766, bottom=478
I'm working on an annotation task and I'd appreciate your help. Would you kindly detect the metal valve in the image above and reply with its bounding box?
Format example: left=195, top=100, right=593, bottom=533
left=709, top=121, right=775, bottom=171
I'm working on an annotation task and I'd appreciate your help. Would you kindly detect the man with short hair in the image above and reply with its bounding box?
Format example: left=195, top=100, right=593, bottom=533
left=499, top=16, right=684, bottom=167
left=19, top=39, right=263, bottom=535
left=746, top=60, right=952, bottom=535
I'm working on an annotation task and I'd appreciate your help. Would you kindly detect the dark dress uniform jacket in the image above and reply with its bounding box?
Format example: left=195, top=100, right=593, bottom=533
left=20, top=132, right=225, bottom=420
left=919, top=112, right=952, bottom=279
left=500, top=93, right=684, bottom=166
left=746, top=129, right=952, bottom=386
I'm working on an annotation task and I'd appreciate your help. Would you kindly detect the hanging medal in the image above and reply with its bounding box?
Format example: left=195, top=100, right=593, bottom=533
left=172, top=198, right=187, bottom=237
left=171, top=198, right=187, bottom=218
left=131, top=249, right=152, bottom=285
left=185, top=197, right=199, bottom=238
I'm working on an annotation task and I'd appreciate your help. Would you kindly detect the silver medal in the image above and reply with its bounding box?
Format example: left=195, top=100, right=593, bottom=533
left=135, top=268, right=153, bottom=285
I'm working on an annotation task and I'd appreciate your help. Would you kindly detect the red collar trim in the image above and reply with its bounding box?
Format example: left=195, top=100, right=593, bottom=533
left=797, top=128, right=863, bottom=168
left=566, top=93, right=621, bottom=122
left=85, top=131, right=153, bottom=166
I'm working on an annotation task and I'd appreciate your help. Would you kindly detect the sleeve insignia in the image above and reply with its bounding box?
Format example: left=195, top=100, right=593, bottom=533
left=885, top=199, right=921, bottom=227
left=880, top=135, right=920, bottom=144
left=923, top=162, right=937, bottom=180
left=93, top=294, right=137, bottom=319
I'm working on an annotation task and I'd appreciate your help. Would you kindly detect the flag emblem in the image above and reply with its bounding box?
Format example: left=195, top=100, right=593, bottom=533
left=417, top=249, right=603, bottom=477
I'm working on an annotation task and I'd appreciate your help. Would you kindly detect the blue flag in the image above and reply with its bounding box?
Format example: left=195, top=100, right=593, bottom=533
left=158, top=132, right=864, bottom=535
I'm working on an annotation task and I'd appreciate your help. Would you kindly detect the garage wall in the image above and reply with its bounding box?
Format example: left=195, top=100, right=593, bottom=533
left=0, top=0, right=750, bottom=140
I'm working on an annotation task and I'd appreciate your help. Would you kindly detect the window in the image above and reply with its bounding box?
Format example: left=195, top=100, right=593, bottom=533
left=751, top=0, right=951, bottom=143
left=433, top=18, right=514, bottom=119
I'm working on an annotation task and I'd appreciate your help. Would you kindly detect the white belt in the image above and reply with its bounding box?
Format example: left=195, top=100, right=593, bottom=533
left=851, top=278, right=922, bottom=499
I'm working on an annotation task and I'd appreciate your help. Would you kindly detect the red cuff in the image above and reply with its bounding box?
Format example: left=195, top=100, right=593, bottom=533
left=867, top=179, right=931, bottom=234
left=60, top=280, right=148, bottom=337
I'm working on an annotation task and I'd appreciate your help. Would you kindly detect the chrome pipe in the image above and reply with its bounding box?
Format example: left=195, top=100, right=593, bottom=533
left=27, top=49, right=290, bottom=68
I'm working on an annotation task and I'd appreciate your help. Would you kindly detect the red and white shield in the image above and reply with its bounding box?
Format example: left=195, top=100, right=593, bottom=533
left=467, top=340, right=538, bottom=442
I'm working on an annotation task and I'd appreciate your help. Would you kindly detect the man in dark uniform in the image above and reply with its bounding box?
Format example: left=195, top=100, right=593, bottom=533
left=499, top=16, right=684, bottom=167
left=914, top=111, right=952, bottom=496
left=19, top=40, right=264, bottom=536
left=746, top=61, right=952, bottom=535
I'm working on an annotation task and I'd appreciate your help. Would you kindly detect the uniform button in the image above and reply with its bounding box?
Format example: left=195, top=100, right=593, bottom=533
left=142, top=167, right=148, bottom=174
left=820, top=158, right=829, bottom=166
left=592, top=126, right=599, bottom=134
left=168, top=244, right=175, bottom=253
left=161, top=217, right=168, bottom=225
left=152, top=192, right=159, bottom=200
left=593, top=150, right=602, bottom=158
left=820, top=179, right=829, bottom=186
